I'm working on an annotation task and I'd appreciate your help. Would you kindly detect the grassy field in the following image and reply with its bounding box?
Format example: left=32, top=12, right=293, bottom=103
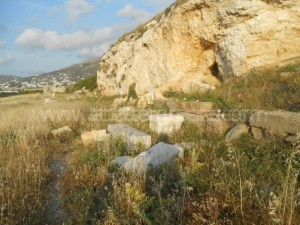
left=0, top=93, right=102, bottom=224
left=0, top=64, right=299, bottom=225
left=62, top=122, right=300, bottom=225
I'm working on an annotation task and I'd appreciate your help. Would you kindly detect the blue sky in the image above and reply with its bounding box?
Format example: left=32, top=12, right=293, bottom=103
left=0, top=0, right=174, bottom=76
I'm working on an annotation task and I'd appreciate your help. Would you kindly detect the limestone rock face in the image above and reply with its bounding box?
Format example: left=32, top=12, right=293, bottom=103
left=97, top=0, right=300, bottom=96
left=249, top=111, right=300, bottom=137
left=112, top=98, right=126, bottom=108
left=137, top=90, right=165, bottom=108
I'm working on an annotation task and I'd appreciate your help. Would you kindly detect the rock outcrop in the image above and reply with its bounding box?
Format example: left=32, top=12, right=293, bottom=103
left=97, top=0, right=300, bottom=96
left=111, top=142, right=184, bottom=173
left=81, top=130, right=111, bottom=145
left=205, top=115, right=233, bottom=136
left=51, top=126, right=72, bottom=138
left=149, top=114, right=185, bottom=135
left=249, top=111, right=300, bottom=137
left=225, top=123, right=249, bottom=141
left=107, top=124, right=152, bottom=149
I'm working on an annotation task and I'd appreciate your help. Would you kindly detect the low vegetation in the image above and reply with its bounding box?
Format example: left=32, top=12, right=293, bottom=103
left=127, top=83, right=138, bottom=101
left=1, top=63, right=299, bottom=225
left=68, top=75, right=97, bottom=93
left=164, top=64, right=300, bottom=112
left=62, top=121, right=300, bottom=224
left=0, top=94, right=93, bottom=224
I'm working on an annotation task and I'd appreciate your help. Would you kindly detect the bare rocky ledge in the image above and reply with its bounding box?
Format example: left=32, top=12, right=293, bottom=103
left=97, top=0, right=300, bottom=99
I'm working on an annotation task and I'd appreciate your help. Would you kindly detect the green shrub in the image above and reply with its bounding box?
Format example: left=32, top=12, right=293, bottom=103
left=163, top=90, right=201, bottom=101
left=164, top=6, right=172, bottom=16
left=127, top=83, right=138, bottom=101
left=70, top=75, right=97, bottom=92
left=279, top=64, right=297, bottom=72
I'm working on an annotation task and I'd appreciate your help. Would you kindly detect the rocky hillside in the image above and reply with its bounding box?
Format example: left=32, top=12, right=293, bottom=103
left=0, top=59, right=99, bottom=88
left=97, top=0, right=300, bottom=96
left=0, top=75, right=20, bottom=84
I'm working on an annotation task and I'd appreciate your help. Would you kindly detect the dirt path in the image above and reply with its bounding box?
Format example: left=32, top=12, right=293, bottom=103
left=43, top=156, right=68, bottom=225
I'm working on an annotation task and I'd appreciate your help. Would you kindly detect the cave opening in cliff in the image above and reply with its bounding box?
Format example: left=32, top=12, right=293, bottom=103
left=209, top=62, right=223, bottom=82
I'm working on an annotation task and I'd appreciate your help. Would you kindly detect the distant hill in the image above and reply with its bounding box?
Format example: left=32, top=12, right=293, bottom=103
left=0, top=75, right=21, bottom=83
left=0, top=59, right=99, bottom=88
left=26, top=59, right=99, bottom=83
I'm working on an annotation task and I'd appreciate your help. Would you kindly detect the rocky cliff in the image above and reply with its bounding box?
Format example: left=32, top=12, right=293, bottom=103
left=97, top=0, right=300, bottom=96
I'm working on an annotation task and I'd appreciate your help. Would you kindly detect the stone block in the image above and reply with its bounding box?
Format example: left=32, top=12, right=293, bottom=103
left=149, top=114, right=184, bottom=134
left=107, top=124, right=151, bottom=149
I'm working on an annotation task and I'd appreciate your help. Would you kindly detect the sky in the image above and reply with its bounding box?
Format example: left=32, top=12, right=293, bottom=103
left=0, top=0, right=175, bottom=77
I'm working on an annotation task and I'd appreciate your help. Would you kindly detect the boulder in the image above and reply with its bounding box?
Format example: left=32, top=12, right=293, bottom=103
left=179, top=113, right=206, bottom=132
left=285, top=135, right=299, bottom=145
left=111, top=156, right=131, bottom=168
left=225, top=123, right=249, bottom=141
left=186, top=102, right=214, bottom=114
left=112, top=98, right=126, bottom=108
left=107, top=124, right=151, bottom=149
left=149, top=114, right=185, bottom=134
left=250, top=127, right=265, bottom=140
left=181, top=81, right=216, bottom=94
left=167, top=101, right=214, bottom=114
left=81, top=130, right=111, bottom=145
left=74, top=90, right=82, bottom=94
left=249, top=111, right=300, bottom=137
left=176, top=142, right=197, bottom=151
left=52, top=86, right=66, bottom=94
left=205, top=116, right=233, bottom=136
left=137, top=90, right=165, bottom=108
left=81, top=87, right=89, bottom=95
left=127, top=98, right=138, bottom=106
left=111, top=142, right=184, bottom=173
left=51, top=126, right=72, bottom=137
left=166, top=101, right=181, bottom=113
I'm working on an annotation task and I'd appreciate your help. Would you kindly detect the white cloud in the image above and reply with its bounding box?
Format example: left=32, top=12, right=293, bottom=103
left=144, top=0, right=175, bottom=6
left=118, top=4, right=152, bottom=24
left=78, top=42, right=112, bottom=58
left=0, top=40, right=6, bottom=49
left=15, top=26, right=129, bottom=60
left=0, top=53, right=15, bottom=65
left=66, top=0, right=94, bottom=20
left=15, top=28, right=115, bottom=50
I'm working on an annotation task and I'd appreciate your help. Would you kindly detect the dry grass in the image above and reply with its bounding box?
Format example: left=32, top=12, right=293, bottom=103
left=62, top=115, right=300, bottom=224
left=0, top=94, right=95, bottom=224
left=1, top=73, right=299, bottom=225
left=163, top=63, right=300, bottom=112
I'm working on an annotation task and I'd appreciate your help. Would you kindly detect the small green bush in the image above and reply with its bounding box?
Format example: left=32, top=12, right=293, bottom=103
left=164, top=6, right=172, bottom=16
left=70, top=75, right=97, bottom=92
left=127, top=83, right=138, bottom=101
left=279, top=64, right=297, bottom=72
